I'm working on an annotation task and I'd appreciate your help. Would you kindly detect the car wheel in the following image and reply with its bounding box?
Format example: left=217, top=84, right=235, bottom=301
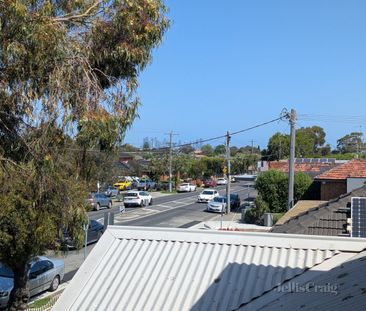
left=108, top=201, right=112, bottom=209
left=49, top=275, right=60, bottom=292
left=96, top=203, right=100, bottom=211
left=149, top=199, right=153, bottom=206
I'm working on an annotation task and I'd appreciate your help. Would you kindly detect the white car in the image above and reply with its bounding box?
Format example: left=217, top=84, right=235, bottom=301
left=216, top=178, right=228, bottom=185
left=123, top=191, right=152, bottom=207
left=177, top=183, right=196, bottom=192
left=197, top=189, right=219, bottom=203
left=207, top=196, right=227, bottom=213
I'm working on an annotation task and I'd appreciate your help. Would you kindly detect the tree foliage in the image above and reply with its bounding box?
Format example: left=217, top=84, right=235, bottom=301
left=265, top=126, right=327, bottom=160
left=255, top=170, right=312, bottom=213
left=231, top=153, right=259, bottom=174
left=244, top=195, right=269, bottom=225
left=201, top=144, right=214, bottom=157
left=0, top=1, right=169, bottom=309
left=214, top=144, right=226, bottom=156
left=337, top=132, right=364, bottom=154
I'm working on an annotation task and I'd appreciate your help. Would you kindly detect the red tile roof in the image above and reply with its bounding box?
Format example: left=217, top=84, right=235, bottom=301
left=268, top=161, right=338, bottom=174
left=316, top=159, right=366, bottom=180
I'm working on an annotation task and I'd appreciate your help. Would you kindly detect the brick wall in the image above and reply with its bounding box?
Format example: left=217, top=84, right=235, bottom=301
left=320, top=179, right=347, bottom=201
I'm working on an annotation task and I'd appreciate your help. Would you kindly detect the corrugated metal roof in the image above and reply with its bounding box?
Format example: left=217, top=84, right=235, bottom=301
left=53, top=227, right=366, bottom=311
left=256, top=250, right=366, bottom=311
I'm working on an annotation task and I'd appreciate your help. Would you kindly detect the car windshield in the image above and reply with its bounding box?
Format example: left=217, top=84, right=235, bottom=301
left=202, top=191, right=214, bottom=195
left=180, top=183, right=189, bottom=186
left=213, top=197, right=226, bottom=203
left=125, top=192, right=138, bottom=197
left=0, top=263, right=14, bottom=278
left=230, top=194, right=239, bottom=199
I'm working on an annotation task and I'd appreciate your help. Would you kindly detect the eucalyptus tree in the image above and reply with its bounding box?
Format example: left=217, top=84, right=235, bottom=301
left=0, top=1, right=169, bottom=309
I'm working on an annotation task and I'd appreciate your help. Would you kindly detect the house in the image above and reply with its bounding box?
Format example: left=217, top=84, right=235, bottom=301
left=272, top=185, right=366, bottom=236
left=117, top=152, right=151, bottom=176
left=193, top=149, right=205, bottom=158
left=54, top=226, right=366, bottom=311
left=266, top=158, right=341, bottom=179
left=315, top=159, right=366, bottom=200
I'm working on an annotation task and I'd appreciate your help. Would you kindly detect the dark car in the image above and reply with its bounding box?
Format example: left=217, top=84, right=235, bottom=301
left=104, top=186, right=119, bottom=197
left=137, top=179, right=156, bottom=190
left=62, top=219, right=104, bottom=249
left=230, top=193, right=241, bottom=208
left=156, top=181, right=171, bottom=191
left=86, top=193, right=112, bottom=211
left=203, top=179, right=217, bottom=188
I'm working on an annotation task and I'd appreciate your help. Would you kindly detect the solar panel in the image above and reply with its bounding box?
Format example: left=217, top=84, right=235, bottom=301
left=351, top=197, right=366, bottom=238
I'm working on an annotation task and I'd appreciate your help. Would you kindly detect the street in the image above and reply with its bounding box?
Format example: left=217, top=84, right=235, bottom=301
left=54, top=181, right=256, bottom=283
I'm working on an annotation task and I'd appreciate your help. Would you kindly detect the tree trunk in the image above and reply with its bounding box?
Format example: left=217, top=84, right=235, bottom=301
left=8, top=264, right=29, bottom=311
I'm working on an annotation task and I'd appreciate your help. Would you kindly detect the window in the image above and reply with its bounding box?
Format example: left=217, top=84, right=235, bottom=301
left=0, top=263, right=13, bottom=278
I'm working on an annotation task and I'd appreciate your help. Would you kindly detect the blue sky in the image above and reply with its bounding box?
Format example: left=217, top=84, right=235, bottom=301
left=124, top=0, right=366, bottom=150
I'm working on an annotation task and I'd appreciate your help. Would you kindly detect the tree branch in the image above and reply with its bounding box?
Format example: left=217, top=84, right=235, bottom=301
left=51, top=1, right=103, bottom=23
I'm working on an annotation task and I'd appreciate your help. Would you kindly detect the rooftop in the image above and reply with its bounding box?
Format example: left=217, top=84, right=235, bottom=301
left=268, top=160, right=339, bottom=178
left=272, top=185, right=366, bottom=236
left=316, top=159, right=366, bottom=180
left=275, top=200, right=327, bottom=226
left=54, top=226, right=366, bottom=311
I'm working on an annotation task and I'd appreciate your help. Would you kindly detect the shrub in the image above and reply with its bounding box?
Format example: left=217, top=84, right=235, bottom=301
left=255, top=170, right=288, bottom=213
left=243, top=195, right=269, bottom=225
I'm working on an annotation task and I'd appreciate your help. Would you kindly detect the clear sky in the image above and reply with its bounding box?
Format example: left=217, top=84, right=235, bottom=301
left=124, top=0, right=366, bottom=150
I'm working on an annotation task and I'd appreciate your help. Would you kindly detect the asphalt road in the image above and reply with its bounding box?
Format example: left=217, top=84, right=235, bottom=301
left=114, top=181, right=255, bottom=228
left=51, top=181, right=256, bottom=284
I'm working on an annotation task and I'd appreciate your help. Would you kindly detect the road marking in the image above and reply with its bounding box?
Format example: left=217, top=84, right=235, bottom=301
left=113, top=186, right=253, bottom=224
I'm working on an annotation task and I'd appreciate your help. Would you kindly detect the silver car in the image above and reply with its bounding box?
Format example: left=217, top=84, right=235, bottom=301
left=0, top=256, right=64, bottom=309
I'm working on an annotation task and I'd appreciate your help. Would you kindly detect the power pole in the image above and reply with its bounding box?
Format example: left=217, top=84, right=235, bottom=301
left=166, top=131, right=178, bottom=193
left=251, top=140, right=254, bottom=154
left=226, top=131, right=231, bottom=214
left=288, top=109, right=296, bottom=210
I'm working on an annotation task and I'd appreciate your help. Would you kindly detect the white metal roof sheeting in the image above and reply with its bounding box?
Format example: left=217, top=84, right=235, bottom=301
left=53, top=227, right=366, bottom=311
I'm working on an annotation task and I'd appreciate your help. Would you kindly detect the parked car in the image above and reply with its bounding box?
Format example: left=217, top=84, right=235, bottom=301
left=203, top=179, right=217, bottom=188
left=230, top=193, right=241, bottom=208
left=62, top=219, right=104, bottom=249
left=0, top=257, right=64, bottom=309
left=216, top=178, right=228, bottom=185
left=86, top=193, right=112, bottom=211
left=177, top=183, right=196, bottom=192
left=104, top=186, right=119, bottom=197
left=206, top=194, right=241, bottom=212
left=242, top=201, right=255, bottom=209
left=207, top=196, right=227, bottom=213
left=123, top=191, right=153, bottom=207
left=156, top=181, right=171, bottom=191
left=113, top=179, right=132, bottom=191
left=197, top=189, right=219, bottom=203
left=137, top=179, right=156, bottom=191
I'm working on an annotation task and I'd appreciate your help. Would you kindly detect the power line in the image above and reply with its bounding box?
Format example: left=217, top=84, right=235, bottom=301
left=51, top=113, right=286, bottom=155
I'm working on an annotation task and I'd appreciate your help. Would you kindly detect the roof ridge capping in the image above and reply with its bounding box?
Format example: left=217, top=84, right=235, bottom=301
left=107, top=226, right=366, bottom=252
left=316, top=158, right=366, bottom=180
